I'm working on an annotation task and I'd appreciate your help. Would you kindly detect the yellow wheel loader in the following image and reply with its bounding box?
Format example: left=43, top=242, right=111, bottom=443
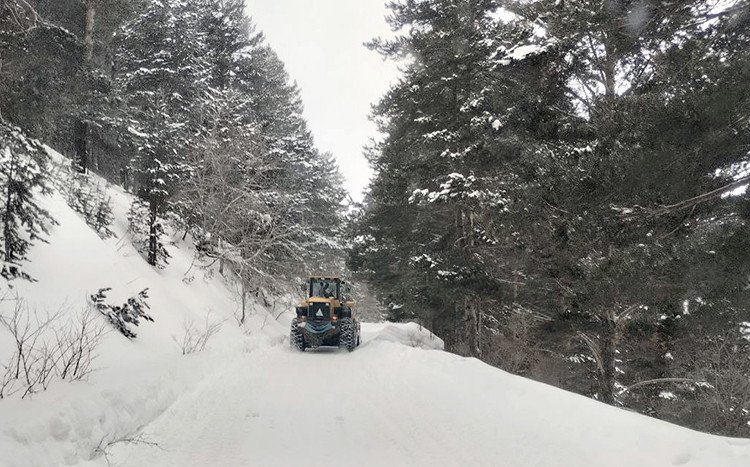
left=290, top=276, right=361, bottom=351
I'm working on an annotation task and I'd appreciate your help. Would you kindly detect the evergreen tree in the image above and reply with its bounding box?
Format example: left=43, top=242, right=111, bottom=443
left=200, top=0, right=260, bottom=91
left=0, top=1, right=87, bottom=143
left=502, top=0, right=750, bottom=406
left=233, top=40, right=347, bottom=268
left=0, top=124, right=56, bottom=281
left=352, top=0, right=568, bottom=354
left=115, top=0, right=211, bottom=266
left=0, top=0, right=146, bottom=177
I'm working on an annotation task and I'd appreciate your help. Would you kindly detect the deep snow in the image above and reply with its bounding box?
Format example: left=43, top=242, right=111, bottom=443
left=0, top=151, right=749, bottom=467
left=102, top=325, right=749, bottom=467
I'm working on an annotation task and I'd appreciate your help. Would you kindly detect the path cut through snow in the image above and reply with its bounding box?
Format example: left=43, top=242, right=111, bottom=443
left=103, top=323, right=750, bottom=467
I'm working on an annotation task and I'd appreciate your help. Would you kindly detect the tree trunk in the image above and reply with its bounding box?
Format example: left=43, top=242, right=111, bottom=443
left=604, top=57, right=616, bottom=98
left=73, top=0, right=97, bottom=174
left=3, top=153, right=15, bottom=262
left=74, top=119, right=88, bottom=173
left=240, top=279, right=247, bottom=325
left=147, top=202, right=158, bottom=266
left=84, top=1, right=96, bottom=63
left=451, top=299, right=461, bottom=353
left=218, top=238, right=225, bottom=275
left=468, top=211, right=474, bottom=247
left=599, top=323, right=618, bottom=404
left=454, top=295, right=482, bottom=359
left=472, top=296, right=481, bottom=358
left=603, top=38, right=618, bottom=98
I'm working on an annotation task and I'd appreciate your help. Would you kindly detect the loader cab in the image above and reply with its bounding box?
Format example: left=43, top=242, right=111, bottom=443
left=304, top=277, right=352, bottom=301
left=310, top=278, right=338, bottom=299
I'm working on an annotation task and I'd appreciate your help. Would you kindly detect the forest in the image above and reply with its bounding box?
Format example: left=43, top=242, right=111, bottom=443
left=349, top=0, right=750, bottom=437
left=1, top=0, right=749, bottom=439
left=0, top=0, right=346, bottom=295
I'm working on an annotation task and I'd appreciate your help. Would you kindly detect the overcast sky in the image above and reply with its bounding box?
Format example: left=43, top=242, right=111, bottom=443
left=244, top=1, right=401, bottom=203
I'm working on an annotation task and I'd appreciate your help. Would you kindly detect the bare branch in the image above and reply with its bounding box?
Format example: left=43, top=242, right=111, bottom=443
left=174, top=312, right=223, bottom=355
left=94, top=433, right=161, bottom=467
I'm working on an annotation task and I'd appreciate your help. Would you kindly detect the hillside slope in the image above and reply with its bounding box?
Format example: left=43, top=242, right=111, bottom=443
left=0, top=158, right=289, bottom=467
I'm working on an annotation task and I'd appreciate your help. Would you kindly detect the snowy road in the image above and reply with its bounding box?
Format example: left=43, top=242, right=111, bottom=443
left=108, top=323, right=750, bottom=467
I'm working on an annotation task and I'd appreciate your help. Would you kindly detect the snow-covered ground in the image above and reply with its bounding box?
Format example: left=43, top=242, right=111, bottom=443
left=97, top=325, right=747, bottom=467
left=1, top=152, right=749, bottom=466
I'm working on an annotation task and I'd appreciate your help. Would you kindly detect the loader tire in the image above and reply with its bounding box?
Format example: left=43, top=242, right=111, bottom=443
left=338, top=318, right=355, bottom=352
left=290, top=318, right=306, bottom=351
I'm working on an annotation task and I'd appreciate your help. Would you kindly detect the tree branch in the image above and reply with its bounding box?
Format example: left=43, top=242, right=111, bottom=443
left=649, top=174, right=750, bottom=217
left=577, top=331, right=605, bottom=377
left=619, top=377, right=699, bottom=395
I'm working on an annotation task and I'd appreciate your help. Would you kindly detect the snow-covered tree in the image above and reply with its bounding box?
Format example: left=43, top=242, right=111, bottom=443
left=353, top=0, right=565, bottom=355
left=353, top=0, right=750, bottom=434
left=115, top=0, right=211, bottom=266
left=0, top=124, right=55, bottom=281
left=231, top=40, right=347, bottom=268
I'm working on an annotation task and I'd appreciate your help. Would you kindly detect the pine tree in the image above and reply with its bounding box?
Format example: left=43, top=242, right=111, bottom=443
left=501, top=0, right=750, bottom=406
left=200, top=0, right=260, bottom=91
left=232, top=39, right=347, bottom=269
left=0, top=124, right=56, bottom=281
left=1, top=0, right=145, bottom=177
left=353, top=0, right=567, bottom=355
left=115, top=0, right=211, bottom=266
left=0, top=2, right=87, bottom=143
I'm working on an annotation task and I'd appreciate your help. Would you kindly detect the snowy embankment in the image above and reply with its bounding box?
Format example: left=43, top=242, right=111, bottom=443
left=1, top=151, right=749, bottom=466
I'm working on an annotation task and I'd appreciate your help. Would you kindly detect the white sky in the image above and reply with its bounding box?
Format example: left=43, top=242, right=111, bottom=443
left=245, top=1, right=401, bottom=203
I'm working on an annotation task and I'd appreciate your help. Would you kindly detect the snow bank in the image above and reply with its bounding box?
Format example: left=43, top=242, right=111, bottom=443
left=363, top=321, right=444, bottom=350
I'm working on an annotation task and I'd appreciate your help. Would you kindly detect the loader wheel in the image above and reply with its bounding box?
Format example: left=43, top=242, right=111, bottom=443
left=338, top=318, right=355, bottom=352
left=290, top=318, right=306, bottom=351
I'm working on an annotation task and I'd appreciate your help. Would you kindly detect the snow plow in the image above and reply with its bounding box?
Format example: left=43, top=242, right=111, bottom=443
left=290, top=276, right=360, bottom=352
